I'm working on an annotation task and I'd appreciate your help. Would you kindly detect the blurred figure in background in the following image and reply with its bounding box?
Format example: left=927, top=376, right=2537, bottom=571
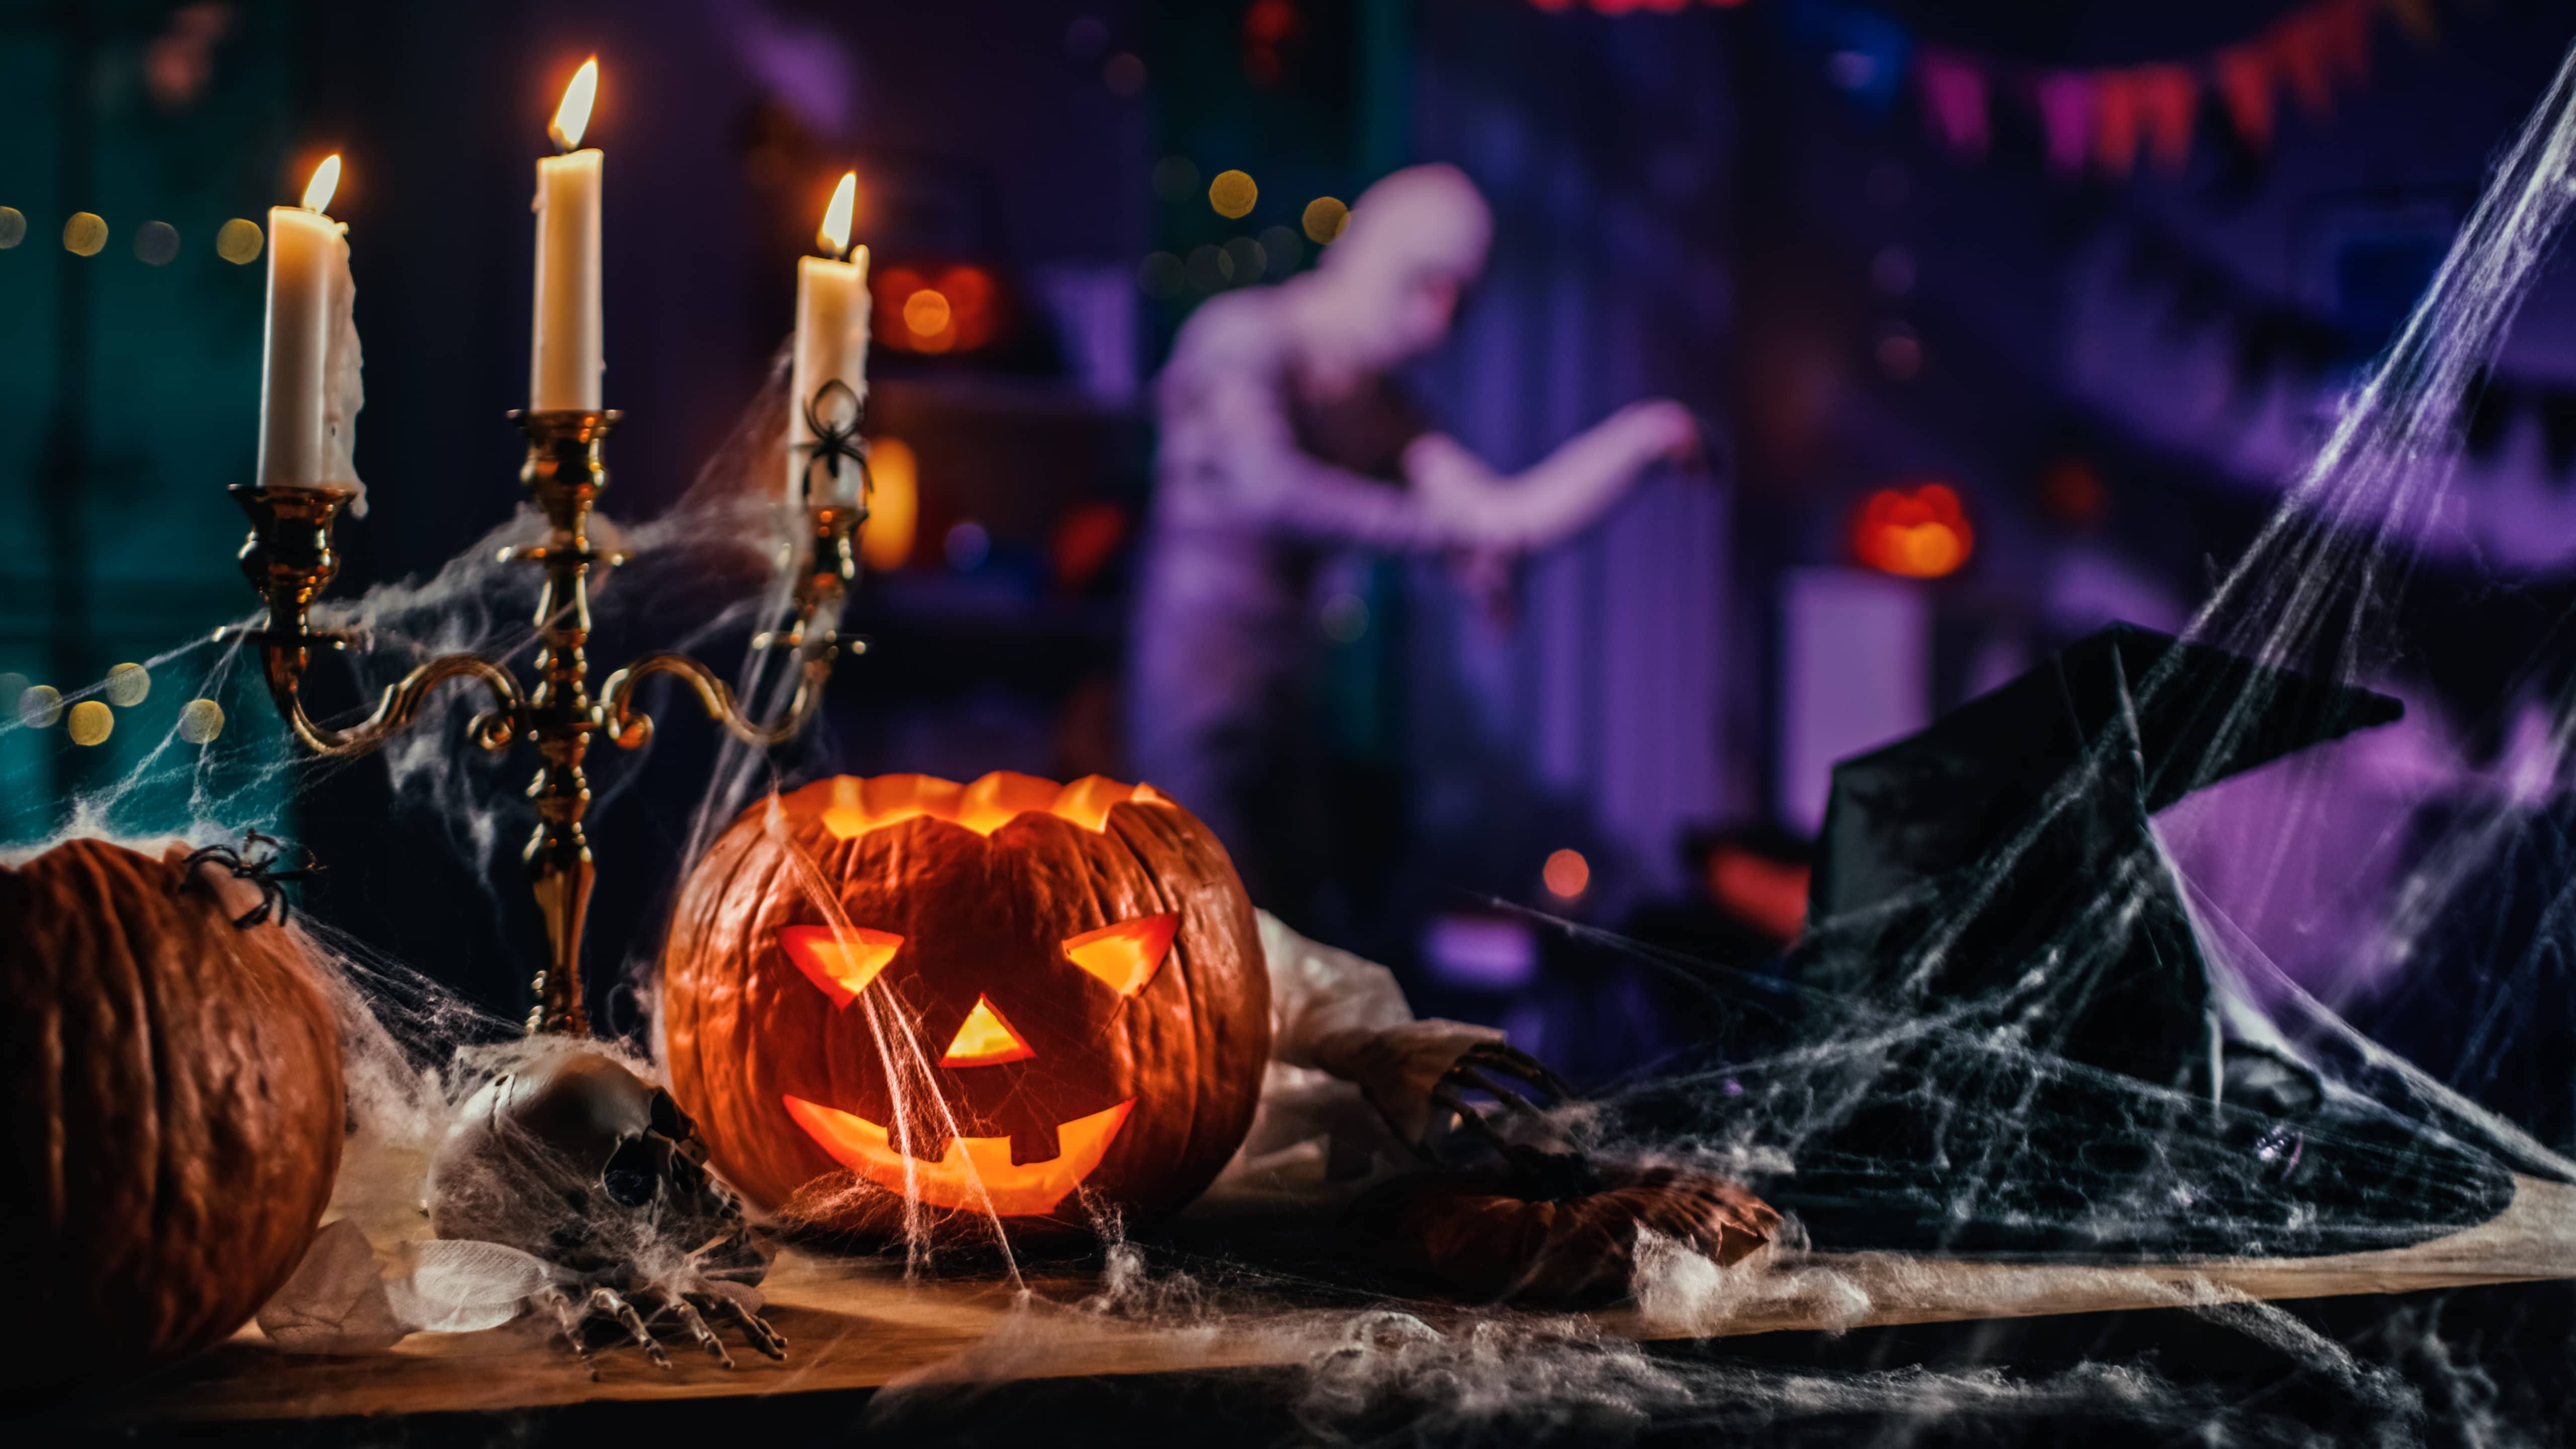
left=1130, top=164, right=1698, bottom=927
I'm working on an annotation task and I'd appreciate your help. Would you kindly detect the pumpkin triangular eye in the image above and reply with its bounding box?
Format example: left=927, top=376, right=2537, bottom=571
left=1063, top=913, right=1178, bottom=997
left=940, top=995, right=1036, bottom=1066
left=780, top=924, right=904, bottom=1009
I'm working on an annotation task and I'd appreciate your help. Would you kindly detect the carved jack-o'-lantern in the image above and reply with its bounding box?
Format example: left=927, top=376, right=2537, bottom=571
left=660, top=772, right=1270, bottom=1238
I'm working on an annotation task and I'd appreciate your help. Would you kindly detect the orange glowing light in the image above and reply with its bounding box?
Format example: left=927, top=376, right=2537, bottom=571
left=300, top=154, right=342, bottom=213
left=1064, top=914, right=1178, bottom=998
left=782, top=1095, right=1134, bottom=1216
left=818, top=171, right=856, bottom=257
left=780, top=924, right=905, bottom=1008
left=861, top=436, right=918, bottom=571
left=1852, top=483, right=1974, bottom=580
left=1052, top=501, right=1130, bottom=591
left=874, top=265, right=1002, bottom=354
left=550, top=58, right=598, bottom=151
left=939, top=995, right=1036, bottom=1066
left=1543, top=848, right=1591, bottom=899
left=818, top=771, right=1165, bottom=840
left=903, top=287, right=953, bottom=341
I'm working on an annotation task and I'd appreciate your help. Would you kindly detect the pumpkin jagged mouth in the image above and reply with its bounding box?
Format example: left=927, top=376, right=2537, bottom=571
left=781, top=1095, right=1135, bottom=1217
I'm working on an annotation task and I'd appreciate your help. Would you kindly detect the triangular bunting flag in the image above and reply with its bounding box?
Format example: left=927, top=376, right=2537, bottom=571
left=2095, top=70, right=2142, bottom=175
left=2217, top=42, right=2275, bottom=148
left=2274, top=5, right=2337, bottom=117
left=2136, top=65, right=2197, bottom=171
left=2036, top=71, right=2096, bottom=176
left=1917, top=48, right=1991, bottom=157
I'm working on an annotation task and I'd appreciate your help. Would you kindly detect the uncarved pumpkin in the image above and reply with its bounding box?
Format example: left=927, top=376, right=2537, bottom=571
left=661, top=772, right=1269, bottom=1239
left=0, top=837, right=345, bottom=1399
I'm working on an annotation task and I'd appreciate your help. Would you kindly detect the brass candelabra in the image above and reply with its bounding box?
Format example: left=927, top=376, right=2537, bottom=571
left=226, top=407, right=864, bottom=1035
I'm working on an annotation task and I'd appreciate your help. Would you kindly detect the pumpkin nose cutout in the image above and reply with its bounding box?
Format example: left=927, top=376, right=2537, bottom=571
left=940, top=995, right=1035, bottom=1067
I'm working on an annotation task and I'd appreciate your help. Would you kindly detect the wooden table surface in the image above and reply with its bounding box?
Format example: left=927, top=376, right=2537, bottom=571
left=128, top=1172, right=2576, bottom=1423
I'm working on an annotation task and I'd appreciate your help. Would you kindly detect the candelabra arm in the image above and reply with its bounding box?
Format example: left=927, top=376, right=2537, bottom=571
left=266, top=653, right=523, bottom=759
left=227, top=485, right=523, bottom=759
left=599, top=650, right=829, bottom=751
left=599, top=500, right=862, bottom=753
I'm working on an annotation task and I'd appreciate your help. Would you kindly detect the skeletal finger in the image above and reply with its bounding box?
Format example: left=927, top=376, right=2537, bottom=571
left=1462, top=1044, right=1573, bottom=1101
left=1427, top=1084, right=1512, bottom=1156
left=590, top=1287, right=673, bottom=1370
left=1452, top=1066, right=1544, bottom=1116
left=537, top=1286, right=601, bottom=1381
left=658, top=1289, right=735, bottom=1369
left=696, top=1293, right=788, bottom=1360
left=1463, top=1041, right=1573, bottom=1098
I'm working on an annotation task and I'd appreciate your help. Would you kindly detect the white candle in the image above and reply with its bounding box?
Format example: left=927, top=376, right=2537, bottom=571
left=788, top=172, right=871, bottom=505
left=257, top=154, right=366, bottom=512
left=530, top=60, right=602, bottom=412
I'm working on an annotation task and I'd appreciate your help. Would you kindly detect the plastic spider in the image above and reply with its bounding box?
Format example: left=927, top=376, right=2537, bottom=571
left=176, top=830, right=324, bottom=929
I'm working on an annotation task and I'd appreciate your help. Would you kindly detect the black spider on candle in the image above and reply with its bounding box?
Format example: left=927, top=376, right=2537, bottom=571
left=798, top=378, right=871, bottom=507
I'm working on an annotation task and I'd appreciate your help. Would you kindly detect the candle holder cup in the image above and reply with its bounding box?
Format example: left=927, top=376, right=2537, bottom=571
left=226, top=403, right=866, bottom=1036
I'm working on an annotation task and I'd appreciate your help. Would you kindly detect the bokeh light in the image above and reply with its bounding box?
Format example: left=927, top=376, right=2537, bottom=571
left=861, top=436, right=918, bottom=572
left=215, top=217, right=264, bottom=264
left=1871, top=245, right=1916, bottom=296
left=2039, top=457, right=2109, bottom=529
left=1225, top=235, right=1266, bottom=283
left=1543, top=848, right=1592, bottom=899
left=18, top=684, right=61, bottom=729
left=62, top=212, right=107, bottom=257
left=1259, top=223, right=1303, bottom=272
left=133, top=221, right=180, bottom=266
left=1209, top=169, right=1258, bottom=220
left=1053, top=502, right=1129, bottom=591
left=104, top=663, right=149, bottom=707
left=877, top=264, right=1000, bottom=353
left=1852, top=482, right=1974, bottom=579
left=1320, top=592, right=1369, bottom=642
left=1302, top=196, right=1348, bottom=245
left=1137, top=251, right=1184, bottom=298
left=903, top=287, right=954, bottom=342
left=944, top=520, right=991, bottom=572
left=1875, top=323, right=1922, bottom=380
left=0, top=207, right=25, bottom=249
left=177, top=698, right=225, bottom=745
left=1103, top=52, right=1146, bottom=96
left=1186, top=244, right=1232, bottom=293
left=66, top=701, right=113, bottom=747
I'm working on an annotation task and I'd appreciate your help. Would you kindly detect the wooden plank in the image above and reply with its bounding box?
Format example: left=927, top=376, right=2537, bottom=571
left=125, top=1173, right=2576, bottom=1423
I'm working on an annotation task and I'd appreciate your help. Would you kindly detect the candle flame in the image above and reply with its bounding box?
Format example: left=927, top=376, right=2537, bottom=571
left=550, top=58, right=598, bottom=151
left=818, top=172, right=857, bottom=258
left=301, top=154, right=341, bottom=213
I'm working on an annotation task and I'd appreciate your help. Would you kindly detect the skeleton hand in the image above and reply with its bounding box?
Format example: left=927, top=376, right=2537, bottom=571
left=1313, top=1020, right=1575, bottom=1165
left=531, top=1276, right=785, bottom=1379
left=428, top=1048, right=789, bottom=1378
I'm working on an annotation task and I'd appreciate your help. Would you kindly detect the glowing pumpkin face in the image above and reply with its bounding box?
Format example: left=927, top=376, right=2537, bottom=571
left=659, top=773, right=1270, bottom=1238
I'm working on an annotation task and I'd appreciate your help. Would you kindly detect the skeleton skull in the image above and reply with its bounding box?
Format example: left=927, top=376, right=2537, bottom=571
left=428, top=1048, right=781, bottom=1370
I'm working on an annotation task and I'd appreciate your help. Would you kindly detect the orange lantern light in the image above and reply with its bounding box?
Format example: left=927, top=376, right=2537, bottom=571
left=874, top=263, right=1003, bottom=354
left=1851, top=482, right=1974, bottom=579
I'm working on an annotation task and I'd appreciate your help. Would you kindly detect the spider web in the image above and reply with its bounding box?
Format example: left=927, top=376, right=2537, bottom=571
left=17, top=35, right=2576, bottom=1447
